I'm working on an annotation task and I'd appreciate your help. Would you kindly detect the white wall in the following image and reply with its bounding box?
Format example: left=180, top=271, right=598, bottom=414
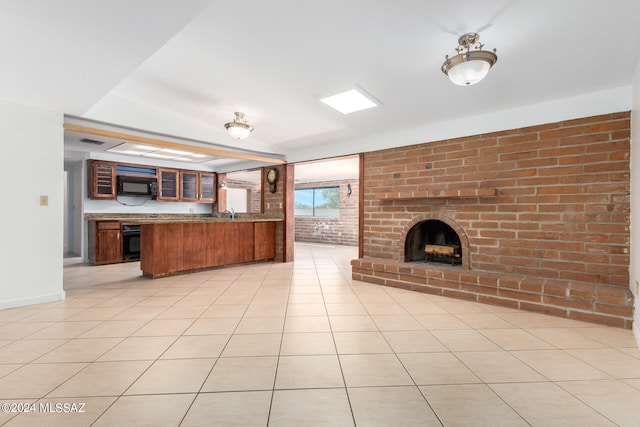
left=632, top=58, right=640, bottom=347
left=225, top=188, right=248, bottom=213
left=0, top=99, right=65, bottom=308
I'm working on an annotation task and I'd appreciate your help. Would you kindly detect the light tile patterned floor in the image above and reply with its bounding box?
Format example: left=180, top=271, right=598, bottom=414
left=0, top=243, right=639, bottom=426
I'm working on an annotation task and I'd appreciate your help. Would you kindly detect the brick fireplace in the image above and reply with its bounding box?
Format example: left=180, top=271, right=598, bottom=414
left=404, top=216, right=465, bottom=266
left=352, top=112, right=633, bottom=328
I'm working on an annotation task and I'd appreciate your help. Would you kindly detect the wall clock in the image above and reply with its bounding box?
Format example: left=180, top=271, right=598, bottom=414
left=266, top=168, right=279, bottom=193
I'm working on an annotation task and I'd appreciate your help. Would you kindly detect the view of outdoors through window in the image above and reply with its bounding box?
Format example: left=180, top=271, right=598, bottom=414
left=294, top=187, right=340, bottom=217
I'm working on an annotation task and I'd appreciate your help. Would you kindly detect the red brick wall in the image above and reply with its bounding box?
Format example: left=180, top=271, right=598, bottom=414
left=263, top=165, right=286, bottom=262
left=353, top=112, right=633, bottom=328
left=294, top=179, right=359, bottom=246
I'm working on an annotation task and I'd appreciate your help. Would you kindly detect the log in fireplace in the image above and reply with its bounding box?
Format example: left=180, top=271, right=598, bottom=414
left=405, top=219, right=462, bottom=265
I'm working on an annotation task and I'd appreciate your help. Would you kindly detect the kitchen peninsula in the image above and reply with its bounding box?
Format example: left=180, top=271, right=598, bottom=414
left=86, top=215, right=281, bottom=278
left=140, top=218, right=278, bottom=278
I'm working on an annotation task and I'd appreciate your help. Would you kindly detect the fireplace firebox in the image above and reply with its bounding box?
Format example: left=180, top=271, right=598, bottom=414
left=404, top=219, right=462, bottom=265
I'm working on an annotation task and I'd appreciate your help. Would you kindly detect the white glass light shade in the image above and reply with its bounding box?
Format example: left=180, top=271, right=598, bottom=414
left=441, top=33, right=497, bottom=86
left=447, top=57, right=491, bottom=86
left=225, top=123, right=252, bottom=139
left=224, top=112, right=253, bottom=139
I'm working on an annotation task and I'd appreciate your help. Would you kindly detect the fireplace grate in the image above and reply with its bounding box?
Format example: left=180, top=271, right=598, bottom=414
left=424, top=244, right=461, bottom=266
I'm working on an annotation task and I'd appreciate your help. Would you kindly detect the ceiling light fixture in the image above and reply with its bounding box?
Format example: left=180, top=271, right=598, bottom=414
left=224, top=112, right=254, bottom=139
left=441, top=32, right=497, bottom=86
left=320, top=88, right=379, bottom=114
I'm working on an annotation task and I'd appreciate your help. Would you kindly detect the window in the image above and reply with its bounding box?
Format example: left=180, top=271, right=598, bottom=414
left=295, top=186, right=340, bottom=218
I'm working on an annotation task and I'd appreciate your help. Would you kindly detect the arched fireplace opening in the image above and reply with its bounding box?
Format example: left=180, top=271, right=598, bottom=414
left=404, top=219, right=462, bottom=265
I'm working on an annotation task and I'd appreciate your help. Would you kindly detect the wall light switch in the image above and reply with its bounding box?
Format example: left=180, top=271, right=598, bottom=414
left=40, top=195, right=48, bottom=206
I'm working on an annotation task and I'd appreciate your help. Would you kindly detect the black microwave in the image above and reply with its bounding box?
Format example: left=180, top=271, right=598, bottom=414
left=117, top=176, right=157, bottom=197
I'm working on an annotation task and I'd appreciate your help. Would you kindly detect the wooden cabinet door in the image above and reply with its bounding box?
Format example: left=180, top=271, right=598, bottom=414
left=180, top=223, right=207, bottom=270
left=164, top=223, right=182, bottom=274
left=215, top=223, right=234, bottom=265
left=234, top=222, right=255, bottom=264
left=158, top=168, right=179, bottom=201
left=254, top=222, right=276, bottom=260
left=205, top=222, right=220, bottom=267
left=191, top=223, right=207, bottom=269
left=180, top=171, right=198, bottom=202
left=98, top=229, right=122, bottom=263
left=199, top=172, right=216, bottom=203
left=88, top=160, right=116, bottom=200
left=89, top=221, right=122, bottom=264
left=215, top=222, right=254, bottom=265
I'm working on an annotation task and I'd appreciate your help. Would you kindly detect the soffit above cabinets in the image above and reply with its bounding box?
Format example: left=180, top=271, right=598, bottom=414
left=63, top=117, right=286, bottom=171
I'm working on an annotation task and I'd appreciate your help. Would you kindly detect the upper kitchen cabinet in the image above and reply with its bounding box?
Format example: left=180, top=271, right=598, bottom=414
left=87, top=160, right=215, bottom=203
left=88, top=160, right=116, bottom=200
left=180, top=170, right=198, bottom=201
left=180, top=171, right=216, bottom=203
left=157, top=168, right=179, bottom=201
left=199, top=172, right=216, bottom=203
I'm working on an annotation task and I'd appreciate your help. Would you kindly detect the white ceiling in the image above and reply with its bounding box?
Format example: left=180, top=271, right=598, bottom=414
left=3, top=0, right=640, bottom=176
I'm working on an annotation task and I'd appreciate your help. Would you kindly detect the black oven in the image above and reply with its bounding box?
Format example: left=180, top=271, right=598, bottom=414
left=122, top=224, right=141, bottom=260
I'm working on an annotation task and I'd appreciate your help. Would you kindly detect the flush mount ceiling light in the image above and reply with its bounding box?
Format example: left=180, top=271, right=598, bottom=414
left=224, top=112, right=254, bottom=139
left=320, top=88, right=379, bottom=114
left=441, top=32, right=497, bottom=86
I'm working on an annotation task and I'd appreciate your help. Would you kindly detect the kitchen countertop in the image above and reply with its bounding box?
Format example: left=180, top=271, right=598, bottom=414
left=85, top=213, right=283, bottom=223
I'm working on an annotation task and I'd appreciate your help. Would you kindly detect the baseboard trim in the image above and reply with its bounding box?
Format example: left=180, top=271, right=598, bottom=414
left=0, top=292, right=66, bottom=310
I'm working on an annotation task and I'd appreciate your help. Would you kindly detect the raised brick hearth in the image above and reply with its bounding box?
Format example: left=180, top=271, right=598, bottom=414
left=352, top=112, right=633, bottom=328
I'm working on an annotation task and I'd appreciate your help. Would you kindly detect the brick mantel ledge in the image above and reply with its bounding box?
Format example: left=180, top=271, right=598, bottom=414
left=372, top=188, right=498, bottom=200
left=351, top=258, right=633, bottom=329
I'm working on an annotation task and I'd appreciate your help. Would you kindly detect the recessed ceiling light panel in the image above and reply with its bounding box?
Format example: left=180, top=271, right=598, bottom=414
left=320, top=88, right=379, bottom=114
left=156, top=148, right=192, bottom=156
left=141, top=152, right=180, bottom=159
left=106, top=142, right=219, bottom=163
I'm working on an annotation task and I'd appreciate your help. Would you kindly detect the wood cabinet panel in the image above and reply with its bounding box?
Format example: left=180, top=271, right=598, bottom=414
left=215, top=223, right=235, bottom=266
left=180, top=223, right=192, bottom=271
left=170, top=223, right=183, bottom=273
left=139, top=224, right=154, bottom=273
left=191, top=223, right=207, bottom=269
left=237, top=222, right=255, bottom=264
left=181, top=223, right=207, bottom=270
left=205, top=223, right=219, bottom=267
left=254, top=222, right=276, bottom=260
left=220, top=222, right=253, bottom=264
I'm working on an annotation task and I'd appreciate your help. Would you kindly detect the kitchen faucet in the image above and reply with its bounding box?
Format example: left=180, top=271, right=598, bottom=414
left=223, top=208, right=235, bottom=220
